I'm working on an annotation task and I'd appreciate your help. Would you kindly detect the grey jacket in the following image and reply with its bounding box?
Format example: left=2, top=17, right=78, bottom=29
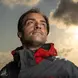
left=0, top=43, right=78, bottom=78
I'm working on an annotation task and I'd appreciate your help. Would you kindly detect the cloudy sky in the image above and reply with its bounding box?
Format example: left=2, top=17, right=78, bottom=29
left=0, top=0, right=78, bottom=54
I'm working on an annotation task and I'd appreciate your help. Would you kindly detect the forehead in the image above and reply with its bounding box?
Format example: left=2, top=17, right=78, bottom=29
left=24, top=13, right=46, bottom=21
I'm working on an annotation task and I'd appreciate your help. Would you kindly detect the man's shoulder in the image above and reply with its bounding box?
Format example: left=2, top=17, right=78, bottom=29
left=52, top=56, right=78, bottom=70
left=0, top=61, right=19, bottom=77
left=0, top=61, right=13, bottom=77
left=46, top=56, right=74, bottom=67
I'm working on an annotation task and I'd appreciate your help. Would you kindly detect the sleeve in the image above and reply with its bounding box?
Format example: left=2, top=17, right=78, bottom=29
left=63, top=60, right=78, bottom=78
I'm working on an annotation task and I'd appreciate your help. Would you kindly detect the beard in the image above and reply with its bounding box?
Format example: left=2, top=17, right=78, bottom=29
left=21, top=33, right=47, bottom=47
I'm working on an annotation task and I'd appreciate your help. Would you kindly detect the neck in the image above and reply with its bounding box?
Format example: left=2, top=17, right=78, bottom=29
left=23, top=43, right=43, bottom=51
left=24, top=46, right=41, bottom=51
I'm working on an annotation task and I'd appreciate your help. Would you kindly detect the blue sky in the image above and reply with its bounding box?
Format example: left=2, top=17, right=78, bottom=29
left=1, top=0, right=78, bottom=53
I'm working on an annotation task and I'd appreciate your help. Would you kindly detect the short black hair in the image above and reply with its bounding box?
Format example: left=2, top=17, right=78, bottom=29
left=18, top=8, right=49, bottom=34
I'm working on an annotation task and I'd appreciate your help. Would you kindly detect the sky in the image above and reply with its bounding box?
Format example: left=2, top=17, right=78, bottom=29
left=0, top=0, right=78, bottom=54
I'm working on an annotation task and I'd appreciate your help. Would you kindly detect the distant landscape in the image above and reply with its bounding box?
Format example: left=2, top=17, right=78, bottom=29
left=0, top=50, right=78, bottom=69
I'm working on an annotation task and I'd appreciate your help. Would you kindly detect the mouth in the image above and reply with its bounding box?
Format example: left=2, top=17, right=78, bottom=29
left=32, top=31, right=43, bottom=35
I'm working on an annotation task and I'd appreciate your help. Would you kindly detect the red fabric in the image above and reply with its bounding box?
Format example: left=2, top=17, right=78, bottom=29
left=11, top=50, right=16, bottom=55
left=34, top=43, right=57, bottom=64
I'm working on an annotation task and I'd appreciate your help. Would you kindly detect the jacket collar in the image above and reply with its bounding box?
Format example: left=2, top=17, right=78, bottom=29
left=11, top=43, right=57, bottom=66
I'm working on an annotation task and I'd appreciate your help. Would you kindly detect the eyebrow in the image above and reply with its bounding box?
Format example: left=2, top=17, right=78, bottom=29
left=40, top=20, right=46, bottom=24
left=25, top=18, right=46, bottom=24
left=26, top=18, right=35, bottom=21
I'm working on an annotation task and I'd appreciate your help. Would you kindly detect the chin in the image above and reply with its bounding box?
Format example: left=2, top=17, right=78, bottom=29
left=33, top=37, right=43, bottom=42
left=30, top=36, right=46, bottom=44
left=33, top=38, right=46, bottom=45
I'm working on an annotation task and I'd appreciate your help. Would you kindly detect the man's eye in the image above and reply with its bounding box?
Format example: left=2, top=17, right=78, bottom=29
left=41, top=23, right=47, bottom=27
left=26, top=21, right=34, bottom=25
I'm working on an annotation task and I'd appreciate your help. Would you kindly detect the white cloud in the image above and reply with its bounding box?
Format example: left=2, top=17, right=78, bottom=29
left=1, top=0, right=40, bottom=8
left=49, top=0, right=78, bottom=29
left=49, top=11, right=68, bottom=29
left=72, top=0, right=78, bottom=3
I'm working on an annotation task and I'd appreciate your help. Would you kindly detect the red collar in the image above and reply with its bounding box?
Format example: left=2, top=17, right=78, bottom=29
left=34, top=43, right=57, bottom=64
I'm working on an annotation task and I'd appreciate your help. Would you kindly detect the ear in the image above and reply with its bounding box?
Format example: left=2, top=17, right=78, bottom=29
left=17, top=32, right=22, bottom=38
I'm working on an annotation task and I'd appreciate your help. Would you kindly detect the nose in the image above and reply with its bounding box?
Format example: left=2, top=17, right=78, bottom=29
left=35, top=22, right=41, bottom=29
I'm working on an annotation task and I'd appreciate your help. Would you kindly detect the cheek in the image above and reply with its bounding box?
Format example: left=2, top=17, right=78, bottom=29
left=41, top=29, right=47, bottom=39
left=42, top=28, right=48, bottom=35
left=23, top=26, right=34, bottom=35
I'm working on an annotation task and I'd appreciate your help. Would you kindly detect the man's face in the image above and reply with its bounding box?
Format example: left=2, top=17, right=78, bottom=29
left=21, top=13, right=48, bottom=45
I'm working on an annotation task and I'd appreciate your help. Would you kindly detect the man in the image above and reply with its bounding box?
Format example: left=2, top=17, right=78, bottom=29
left=0, top=8, right=78, bottom=78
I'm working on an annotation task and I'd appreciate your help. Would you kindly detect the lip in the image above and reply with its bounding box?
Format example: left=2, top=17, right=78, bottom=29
left=32, top=31, right=43, bottom=35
